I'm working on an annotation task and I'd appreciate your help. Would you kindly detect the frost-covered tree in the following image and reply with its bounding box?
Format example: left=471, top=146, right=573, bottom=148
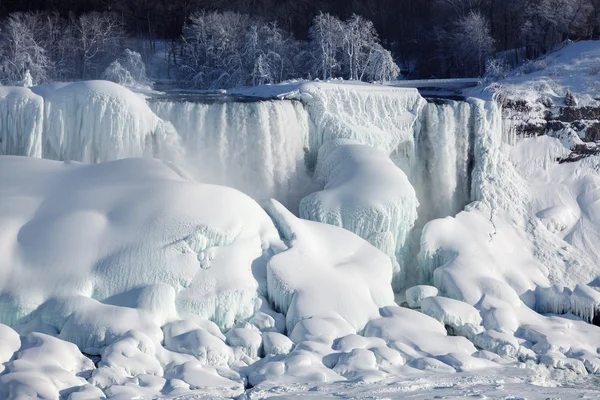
left=307, top=13, right=399, bottom=82
left=0, top=13, right=51, bottom=84
left=102, top=49, right=152, bottom=88
left=180, top=11, right=299, bottom=89
left=72, top=12, right=124, bottom=79
left=452, top=12, right=495, bottom=76
left=41, top=12, right=77, bottom=81
left=308, top=12, right=343, bottom=80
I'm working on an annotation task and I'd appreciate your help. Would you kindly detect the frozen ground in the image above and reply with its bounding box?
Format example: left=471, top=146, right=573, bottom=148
left=1, top=56, right=600, bottom=398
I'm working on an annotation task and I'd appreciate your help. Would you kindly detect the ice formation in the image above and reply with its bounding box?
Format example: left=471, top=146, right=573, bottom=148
left=263, top=198, right=395, bottom=335
left=1, top=77, right=600, bottom=397
left=299, top=139, right=418, bottom=287
left=0, top=82, right=180, bottom=163
left=405, top=285, right=439, bottom=309
left=414, top=100, right=474, bottom=222
left=0, top=156, right=282, bottom=334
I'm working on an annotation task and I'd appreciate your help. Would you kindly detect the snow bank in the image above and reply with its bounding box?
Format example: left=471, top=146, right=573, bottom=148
left=300, top=139, right=418, bottom=288
left=363, top=306, right=478, bottom=363
left=417, top=98, right=600, bottom=371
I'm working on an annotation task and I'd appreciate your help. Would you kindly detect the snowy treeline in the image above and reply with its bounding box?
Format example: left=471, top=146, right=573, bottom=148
left=178, top=11, right=399, bottom=89
left=0, top=10, right=398, bottom=88
left=0, top=12, right=125, bottom=85
left=1, top=0, right=598, bottom=83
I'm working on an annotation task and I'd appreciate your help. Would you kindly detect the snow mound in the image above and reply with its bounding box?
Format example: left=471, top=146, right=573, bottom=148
left=420, top=296, right=484, bottom=340
left=0, top=156, right=282, bottom=335
left=363, top=306, right=478, bottom=366
left=300, top=139, right=418, bottom=288
left=0, top=331, right=94, bottom=399
left=262, top=332, right=294, bottom=356
left=263, top=198, right=395, bottom=335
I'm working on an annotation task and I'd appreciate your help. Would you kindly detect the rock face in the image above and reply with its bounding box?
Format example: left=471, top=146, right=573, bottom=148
left=503, top=99, right=600, bottom=162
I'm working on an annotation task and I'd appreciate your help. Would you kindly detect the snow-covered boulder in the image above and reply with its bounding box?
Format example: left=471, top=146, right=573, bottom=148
left=405, top=285, right=439, bottom=309
left=0, top=324, right=20, bottom=374
left=363, top=306, right=477, bottom=363
left=0, top=332, right=95, bottom=399
left=0, top=156, right=283, bottom=335
left=333, top=348, right=382, bottom=380
left=420, top=296, right=484, bottom=340
left=262, top=332, right=294, bottom=356
left=225, top=326, right=263, bottom=359
left=163, top=321, right=233, bottom=367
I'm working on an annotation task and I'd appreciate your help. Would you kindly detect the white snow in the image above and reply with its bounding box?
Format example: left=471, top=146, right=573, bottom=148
left=420, top=296, right=484, bottom=340
left=262, top=332, right=294, bottom=356
left=0, top=156, right=282, bottom=334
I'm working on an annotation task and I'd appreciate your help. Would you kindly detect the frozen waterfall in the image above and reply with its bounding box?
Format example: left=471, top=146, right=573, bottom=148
left=413, top=100, right=474, bottom=223
left=149, top=98, right=313, bottom=210
left=0, top=81, right=505, bottom=289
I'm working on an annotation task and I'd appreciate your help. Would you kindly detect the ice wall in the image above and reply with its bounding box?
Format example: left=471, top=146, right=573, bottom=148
left=0, top=82, right=181, bottom=163
left=149, top=99, right=313, bottom=209
left=0, top=80, right=501, bottom=289
left=0, top=87, right=44, bottom=157
left=298, top=83, right=426, bottom=172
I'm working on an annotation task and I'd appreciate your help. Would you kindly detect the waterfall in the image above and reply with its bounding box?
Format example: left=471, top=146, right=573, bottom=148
left=149, top=99, right=313, bottom=210
left=413, top=100, right=475, bottom=223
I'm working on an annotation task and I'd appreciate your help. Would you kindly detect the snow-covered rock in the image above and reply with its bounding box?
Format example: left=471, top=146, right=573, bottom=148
left=262, top=332, right=294, bottom=356
left=225, top=326, right=263, bottom=359
left=0, top=156, right=282, bottom=333
left=405, top=285, right=439, bottom=308
left=0, top=332, right=95, bottom=399
left=420, top=296, right=484, bottom=340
